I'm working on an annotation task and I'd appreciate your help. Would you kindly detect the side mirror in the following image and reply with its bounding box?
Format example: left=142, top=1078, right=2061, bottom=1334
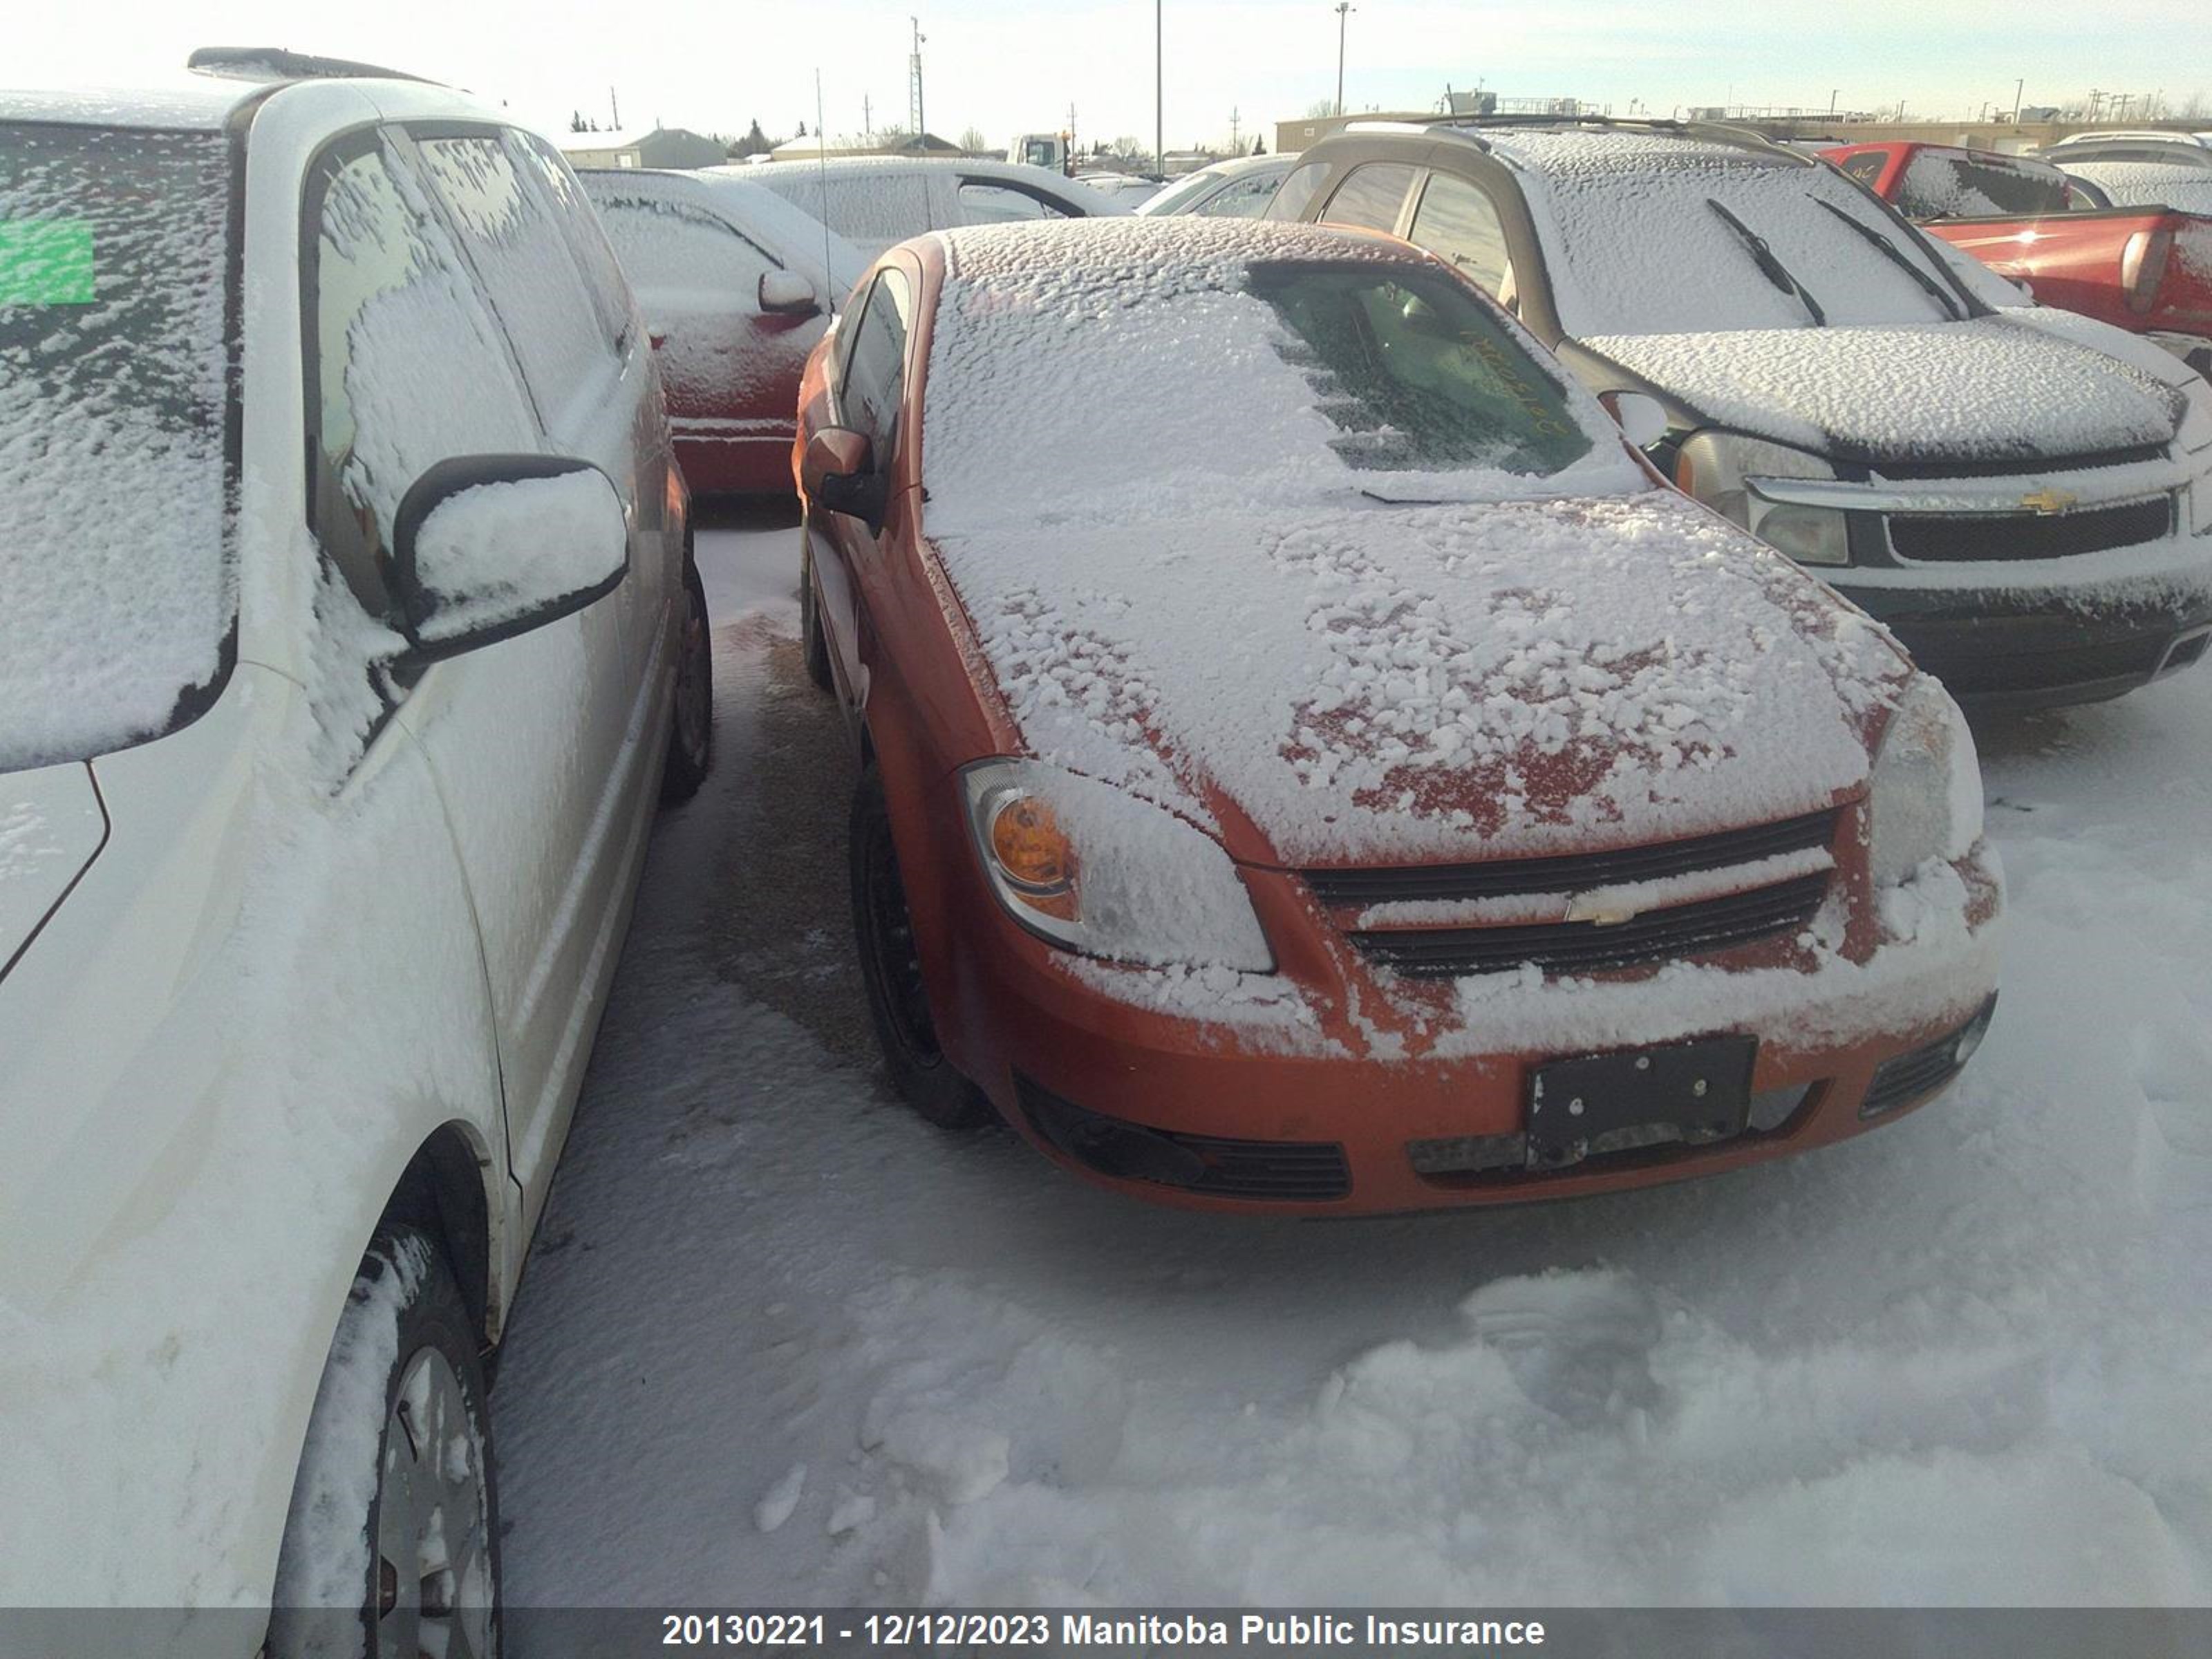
left=1600, top=391, right=1671, bottom=450
left=391, top=456, right=629, bottom=660
left=760, top=270, right=822, bottom=317
left=802, top=427, right=888, bottom=527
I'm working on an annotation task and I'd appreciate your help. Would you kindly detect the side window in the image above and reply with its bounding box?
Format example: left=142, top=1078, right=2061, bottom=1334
left=1319, top=162, right=1416, bottom=233
left=1264, top=160, right=1329, bottom=221
left=306, top=135, right=541, bottom=610
left=513, top=131, right=637, bottom=350
left=958, top=181, right=1069, bottom=223
left=1837, top=151, right=1888, bottom=187
left=838, top=270, right=912, bottom=465
left=1195, top=173, right=1286, bottom=218
left=412, top=131, right=617, bottom=444
left=594, top=195, right=780, bottom=306
left=1407, top=173, right=1513, bottom=295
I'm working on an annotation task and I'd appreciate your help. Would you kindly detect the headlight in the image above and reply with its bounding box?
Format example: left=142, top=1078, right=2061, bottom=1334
left=960, top=759, right=1275, bottom=971
left=1675, top=431, right=1851, bottom=566
left=1868, top=677, right=1984, bottom=887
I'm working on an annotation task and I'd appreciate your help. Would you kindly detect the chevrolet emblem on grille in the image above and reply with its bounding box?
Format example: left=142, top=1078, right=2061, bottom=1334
left=2018, top=488, right=2078, bottom=516
left=1566, top=894, right=1640, bottom=926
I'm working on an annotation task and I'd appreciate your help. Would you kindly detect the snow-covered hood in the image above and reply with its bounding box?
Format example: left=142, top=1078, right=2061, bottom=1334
left=1581, top=315, right=2188, bottom=465
left=931, top=489, right=1908, bottom=868
left=0, top=764, right=106, bottom=984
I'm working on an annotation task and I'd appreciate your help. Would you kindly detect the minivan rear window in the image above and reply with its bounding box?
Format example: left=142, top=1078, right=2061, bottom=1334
left=1, top=122, right=232, bottom=774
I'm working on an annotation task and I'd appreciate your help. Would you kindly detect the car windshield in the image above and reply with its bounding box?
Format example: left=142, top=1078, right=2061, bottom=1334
left=1521, top=148, right=1966, bottom=337
left=921, top=243, right=1629, bottom=531
left=1, top=122, right=232, bottom=774
left=1895, top=149, right=2072, bottom=218
left=1137, top=171, right=1224, bottom=216
left=2061, top=162, right=2212, bottom=214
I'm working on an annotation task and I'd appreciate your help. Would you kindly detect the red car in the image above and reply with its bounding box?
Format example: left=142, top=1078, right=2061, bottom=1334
left=581, top=167, right=870, bottom=496
left=1824, top=140, right=2212, bottom=377
left=793, top=218, right=2000, bottom=1215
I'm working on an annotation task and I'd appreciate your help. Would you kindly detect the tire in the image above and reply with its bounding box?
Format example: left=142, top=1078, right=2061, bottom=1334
left=800, top=532, right=834, bottom=694
left=850, top=765, right=994, bottom=1129
left=661, top=562, right=714, bottom=803
left=269, top=1228, right=500, bottom=1659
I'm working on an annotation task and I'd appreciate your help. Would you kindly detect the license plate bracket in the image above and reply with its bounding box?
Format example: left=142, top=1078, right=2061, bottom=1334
left=1526, top=1035, right=1758, bottom=1170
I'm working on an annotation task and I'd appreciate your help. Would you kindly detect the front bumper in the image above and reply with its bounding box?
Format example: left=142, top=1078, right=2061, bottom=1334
left=941, top=845, right=2004, bottom=1217
left=1839, top=580, right=2212, bottom=709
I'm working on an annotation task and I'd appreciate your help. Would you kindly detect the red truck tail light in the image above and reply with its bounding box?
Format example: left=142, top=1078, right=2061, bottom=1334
left=2120, top=227, right=2176, bottom=315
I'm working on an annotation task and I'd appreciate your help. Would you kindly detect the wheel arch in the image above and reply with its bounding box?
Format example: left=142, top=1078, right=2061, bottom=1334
left=375, top=1120, right=502, bottom=1347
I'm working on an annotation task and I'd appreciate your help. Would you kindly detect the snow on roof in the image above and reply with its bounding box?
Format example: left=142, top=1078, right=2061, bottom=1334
left=553, top=128, right=668, bottom=152
left=0, top=79, right=256, bottom=130
left=2059, top=162, right=2212, bottom=214
left=1478, top=127, right=1789, bottom=176
left=1583, top=316, right=2185, bottom=462
left=915, top=218, right=1899, bottom=861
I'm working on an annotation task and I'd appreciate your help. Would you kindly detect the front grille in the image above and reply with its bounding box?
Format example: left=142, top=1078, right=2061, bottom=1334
left=1302, top=809, right=1837, bottom=908
left=1165, top=1134, right=1355, bottom=1201
left=1346, top=873, right=1828, bottom=979
left=1906, top=630, right=2170, bottom=696
left=1888, top=496, right=2171, bottom=562
left=1864, top=442, right=2167, bottom=480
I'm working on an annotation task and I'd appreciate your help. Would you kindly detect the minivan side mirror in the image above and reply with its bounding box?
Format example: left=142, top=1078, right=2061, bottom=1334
left=1600, top=391, right=1671, bottom=450
left=802, top=427, right=888, bottom=527
left=760, top=270, right=822, bottom=317
left=391, top=456, right=629, bottom=660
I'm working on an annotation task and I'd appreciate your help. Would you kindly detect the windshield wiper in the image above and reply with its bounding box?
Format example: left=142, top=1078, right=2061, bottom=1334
left=1812, top=198, right=1965, bottom=320
left=1705, top=198, right=1827, bottom=325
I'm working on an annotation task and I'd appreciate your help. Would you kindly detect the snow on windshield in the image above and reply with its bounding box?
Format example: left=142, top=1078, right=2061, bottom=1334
left=1, top=124, right=232, bottom=774
left=922, top=219, right=1640, bottom=532
left=1492, top=134, right=1965, bottom=337
left=2059, top=162, right=2212, bottom=215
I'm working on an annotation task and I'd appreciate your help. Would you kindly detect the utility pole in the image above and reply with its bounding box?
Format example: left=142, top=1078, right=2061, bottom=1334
left=1829, top=88, right=1838, bottom=117
left=2012, top=77, right=2023, bottom=122
left=1335, top=3, right=1354, bottom=117
left=908, top=16, right=926, bottom=138
left=609, top=85, right=620, bottom=129
left=863, top=94, right=872, bottom=140
left=1154, top=0, right=1164, bottom=177
left=1230, top=105, right=1241, bottom=153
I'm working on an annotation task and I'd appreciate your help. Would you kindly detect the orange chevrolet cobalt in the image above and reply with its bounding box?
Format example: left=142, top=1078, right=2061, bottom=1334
left=794, top=218, right=2000, bottom=1214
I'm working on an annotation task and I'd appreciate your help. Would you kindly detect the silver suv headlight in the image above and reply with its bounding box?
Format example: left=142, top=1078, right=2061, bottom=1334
left=1868, top=676, right=1985, bottom=887
left=1676, top=431, right=1851, bottom=566
left=960, top=759, right=1274, bottom=971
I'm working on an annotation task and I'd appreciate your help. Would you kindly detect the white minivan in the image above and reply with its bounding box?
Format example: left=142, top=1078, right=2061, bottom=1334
left=1, top=49, right=712, bottom=1655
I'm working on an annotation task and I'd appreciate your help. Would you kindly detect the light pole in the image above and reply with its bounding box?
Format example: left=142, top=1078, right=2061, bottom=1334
left=2012, top=77, right=2023, bottom=123
left=1335, top=3, right=1353, bottom=118
left=1154, top=0, right=1163, bottom=178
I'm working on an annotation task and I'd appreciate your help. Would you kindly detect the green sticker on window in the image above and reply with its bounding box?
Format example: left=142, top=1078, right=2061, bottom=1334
left=1, top=220, right=96, bottom=305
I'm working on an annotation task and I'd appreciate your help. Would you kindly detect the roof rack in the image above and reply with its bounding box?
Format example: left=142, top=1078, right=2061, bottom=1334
left=1403, top=113, right=1812, bottom=165
left=186, top=46, right=436, bottom=86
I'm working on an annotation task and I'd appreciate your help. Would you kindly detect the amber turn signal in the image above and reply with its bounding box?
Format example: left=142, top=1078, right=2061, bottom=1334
left=988, top=795, right=1078, bottom=919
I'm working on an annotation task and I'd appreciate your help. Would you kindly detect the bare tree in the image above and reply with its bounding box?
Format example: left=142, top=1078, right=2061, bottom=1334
left=957, top=124, right=989, bottom=153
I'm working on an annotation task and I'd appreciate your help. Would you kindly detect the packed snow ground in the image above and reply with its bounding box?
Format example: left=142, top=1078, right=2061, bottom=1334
left=494, top=514, right=2212, bottom=1607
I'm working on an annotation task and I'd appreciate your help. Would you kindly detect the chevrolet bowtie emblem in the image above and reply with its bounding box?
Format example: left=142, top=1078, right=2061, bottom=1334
left=2019, top=488, right=2078, bottom=516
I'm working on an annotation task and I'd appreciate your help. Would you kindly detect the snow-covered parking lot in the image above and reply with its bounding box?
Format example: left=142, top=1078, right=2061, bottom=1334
left=494, top=511, right=2212, bottom=1608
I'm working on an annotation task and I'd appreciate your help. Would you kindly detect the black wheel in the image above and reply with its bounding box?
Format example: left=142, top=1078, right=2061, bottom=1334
left=661, top=563, right=713, bottom=803
left=800, top=532, right=834, bottom=694
left=270, top=1228, right=500, bottom=1659
left=850, top=765, right=993, bottom=1128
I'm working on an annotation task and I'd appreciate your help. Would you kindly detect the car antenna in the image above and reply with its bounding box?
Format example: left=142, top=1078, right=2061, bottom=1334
left=816, top=68, right=836, bottom=318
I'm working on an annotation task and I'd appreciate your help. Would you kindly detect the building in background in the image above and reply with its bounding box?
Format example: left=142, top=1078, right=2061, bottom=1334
left=555, top=126, right=729, bottom=169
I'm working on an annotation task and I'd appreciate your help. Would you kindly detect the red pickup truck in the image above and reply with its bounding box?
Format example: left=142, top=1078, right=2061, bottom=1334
left=1823, top=140, right=2212, bottom=378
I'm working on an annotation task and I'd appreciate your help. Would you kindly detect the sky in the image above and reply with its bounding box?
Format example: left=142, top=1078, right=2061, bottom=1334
left=8, top=1, right=2211, bottom=153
